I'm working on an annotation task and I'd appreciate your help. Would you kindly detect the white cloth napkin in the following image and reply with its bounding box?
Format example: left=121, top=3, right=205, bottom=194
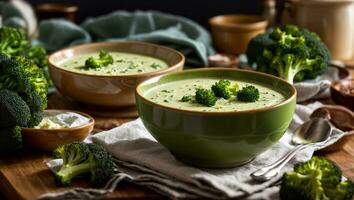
left=294, top=66, right=340, bottom=102
left=39, top=102, right=351, bottom=200
left=86, top=102, right=348, bottom=200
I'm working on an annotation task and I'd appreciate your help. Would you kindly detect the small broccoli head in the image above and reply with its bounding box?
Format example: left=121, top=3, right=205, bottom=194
left=0, top=54, right=48, bottom=127
left=0, top=89, right=30, bottom=127
left=280, top=156, right=353, bottom=200
left=0, top=27, right=28, bottom=55
left=246, top=24, right=331, bottom=84
left=211, top=80, right=239, bottom=99
left=236, top=85, right=259, bottom=102
left=0, top=126, right=22, bottom=152
left=87, top=143, right=115, bottom=186
left=195, top=88, right=217, bottom=107
left=63, top=142, right=90, bottom=168
left=54, top=143, right=114, bottom=186
left=84, top=50, right=113, bottom=69
left=295, top=156, right=342, bottom=188
left=53, top=145, right=65, bottom=159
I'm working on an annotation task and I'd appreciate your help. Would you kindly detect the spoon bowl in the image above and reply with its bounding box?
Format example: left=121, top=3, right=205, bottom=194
left=251, top=118, right=332, bottom=182
left=292, top=118, right=332, bottom=145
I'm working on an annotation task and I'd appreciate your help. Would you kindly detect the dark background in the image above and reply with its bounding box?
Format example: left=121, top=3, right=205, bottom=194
left=28, top=0, right=266, bottom=27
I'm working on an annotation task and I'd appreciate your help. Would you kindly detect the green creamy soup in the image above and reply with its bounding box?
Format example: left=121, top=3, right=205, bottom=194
left=145, top=78, right=286, bottom=112
left=58, top=52, right=169, bottom=75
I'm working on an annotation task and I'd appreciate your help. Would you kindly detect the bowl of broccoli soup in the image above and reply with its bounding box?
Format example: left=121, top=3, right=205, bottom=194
left=136, top=68, right=296, bottom=168
left=49, top=41, right=184, bottom=108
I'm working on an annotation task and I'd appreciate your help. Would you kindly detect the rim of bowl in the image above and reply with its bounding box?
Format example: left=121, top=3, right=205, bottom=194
left=22, top=109, right=95, bottom=131
left=48, top=41, right=185, bottom=78
left=330, top=78, right=354, bottom=97
left=136, top=68, right=297, bottom=116
left=209, top=14, right=268, bottom=30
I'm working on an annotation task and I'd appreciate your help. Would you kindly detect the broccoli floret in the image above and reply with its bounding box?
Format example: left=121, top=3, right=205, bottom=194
left=53, top=145, right=65, bottom=159
left=0, top=54, right=48, bottom=127
left=0, top=27, right=51, bottom=86
left=280, top=156, right=354, bottom=200
left=211, top=80, right=239, bottom=99
left=54, top=143, right=115, bottom=186
left=85, top=50, right=113, bottom=69
left=59, top=142, right=90, bottom=171
left=195, top=88, right=217, bottom=107
left=0, top=89, right=30, bottom=127
left=0, top=126, right=22, bottom=152
left=23, top=45, right=48, bottom=71
left=20, top=45, right=51, bottom=86
left=246, top=33, right=276, bottom=68
left=326, top=180, right=354, bottom=200
left=236, top=85, right=260, bottom=102
left=181, top=95, right=193, bottom=102
left=246, top=24, right=331, bottom=84
left=0, top=26, right=28, bottom=55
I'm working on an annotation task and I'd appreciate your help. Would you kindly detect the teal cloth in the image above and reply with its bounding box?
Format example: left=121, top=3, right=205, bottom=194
left=37, top=20, right=91, bottom=51
left=37, top=10, right=215, bottom=66
left=0, top=2, right=27, bottom=29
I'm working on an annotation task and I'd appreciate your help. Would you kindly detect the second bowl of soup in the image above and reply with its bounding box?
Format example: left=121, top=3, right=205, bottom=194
left=49, top=41, right=185, bottom=108
left=136, top=68, right=296, bottom=168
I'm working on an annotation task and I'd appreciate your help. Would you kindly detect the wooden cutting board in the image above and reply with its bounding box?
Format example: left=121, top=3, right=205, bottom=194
left=0, top=92, right=354, bottom=200
left=0, top=93, right=162, bottom=200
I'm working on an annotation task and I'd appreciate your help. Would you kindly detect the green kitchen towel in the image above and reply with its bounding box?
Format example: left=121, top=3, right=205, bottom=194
left=37, top=10, right=215, bottom=66
left=0, top=2, right=26, bottom=29
left=37, top=19, right=91, bottom=52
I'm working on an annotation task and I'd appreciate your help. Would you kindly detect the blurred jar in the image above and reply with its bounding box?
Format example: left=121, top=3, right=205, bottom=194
left=36, top=3, right=78, bottom=22
left=282, top=0, right=354, bottom=61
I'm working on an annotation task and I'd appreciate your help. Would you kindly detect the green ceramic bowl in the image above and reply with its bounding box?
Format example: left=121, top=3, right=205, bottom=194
left=135, top=68, right=296, bottom=168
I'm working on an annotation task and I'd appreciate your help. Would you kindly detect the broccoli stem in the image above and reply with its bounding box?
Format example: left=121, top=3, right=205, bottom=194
left=56, top=162, right=93, bottom=184
left=281, top=56, right=314, bottom=84
left=298, top=168, right=327, bottom=200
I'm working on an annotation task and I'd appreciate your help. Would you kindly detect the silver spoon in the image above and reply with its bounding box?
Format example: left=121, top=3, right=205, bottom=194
left=250, top=118, right=332, bottom=182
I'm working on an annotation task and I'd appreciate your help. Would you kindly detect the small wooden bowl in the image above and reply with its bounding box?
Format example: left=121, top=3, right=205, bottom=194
left=330, top=79, right=354, bottom=111
left=22, top=110, right=94, bottom=151
left=49, top=41, right=184, bottom=109
left=209, top=15, right=268, bottom=55
left=330, top=64, right=350, bottom=80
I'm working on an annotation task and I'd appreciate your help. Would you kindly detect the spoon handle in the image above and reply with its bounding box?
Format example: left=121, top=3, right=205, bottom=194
left=250, top=144, right=309, bottom=182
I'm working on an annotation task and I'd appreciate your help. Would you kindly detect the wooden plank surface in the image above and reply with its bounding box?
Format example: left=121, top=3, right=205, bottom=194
left=0, top=94, right=161, bottom=200
left=0, top=70, right=353, bottom=200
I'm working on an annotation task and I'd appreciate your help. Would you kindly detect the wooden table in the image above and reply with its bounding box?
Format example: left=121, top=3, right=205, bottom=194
left=0, top=69, right=353, bottom=200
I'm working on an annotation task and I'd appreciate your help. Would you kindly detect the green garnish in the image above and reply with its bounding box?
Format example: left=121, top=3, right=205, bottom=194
left=84, top=50, right=113, bottom=69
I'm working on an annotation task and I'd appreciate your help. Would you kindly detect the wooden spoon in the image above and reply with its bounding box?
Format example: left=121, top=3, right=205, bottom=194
left=310, top=105, right=354, bottom=151
left=310, top=105, right=354, bottom=131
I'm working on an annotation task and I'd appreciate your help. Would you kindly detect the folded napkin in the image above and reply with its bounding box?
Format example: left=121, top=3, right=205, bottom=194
left=36, top=10, right=215, bottom=66
left=38, top=102, right=351, bottom=200
left=294, top=66, right=340, bottom=103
